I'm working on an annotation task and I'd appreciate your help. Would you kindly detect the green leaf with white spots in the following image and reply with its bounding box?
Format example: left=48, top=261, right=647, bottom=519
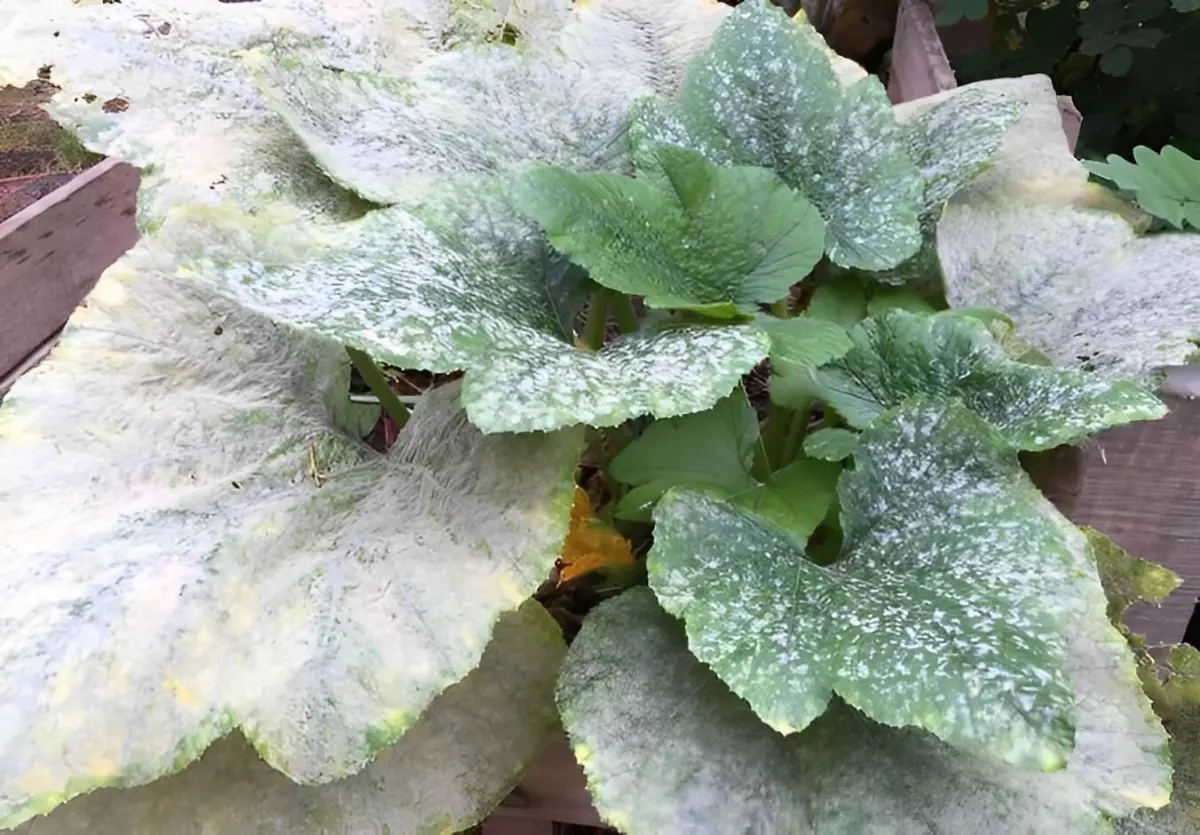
left=0, top=245, right=584, bottom=827
left=807, top=310, right=1165, bottom=450
left=803, top=427, right=859, bottom=461
left=629, top=0, right=924, bottom=271
left=558, top=589, right=1167, bottom=834
left=14, top=602, right=565, bottom=835
left=188, top=186, right=769, bottom=433
left=930, top=76, right=1200, bottom=380
left=648, top=398, right=1144, bottom=768
left=516, top=146, right=826, bottom=315
left=610, top=391, right=760, bottom=521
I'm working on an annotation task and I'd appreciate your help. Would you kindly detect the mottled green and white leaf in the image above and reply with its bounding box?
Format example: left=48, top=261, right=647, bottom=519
left=932, top=75, right=1200, bottom=379
left=807, top=310, right=1165, bottom=449
left=188, top=188, right=768, bottom=433
left=629, top=0, right=923, bottom=270
left=517, top=146, right=825, bottom=314
left=558, top=589, right=1164, bottom=834
left=251, top=47, right=636, bottom=205
left=0, top=246, right=583, bottom=826
left=649, top=399, right=1140, bottom=769
left=15, top=602, right=565, bottom=835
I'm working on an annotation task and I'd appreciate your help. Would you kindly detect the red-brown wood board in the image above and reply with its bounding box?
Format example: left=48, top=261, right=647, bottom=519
left=0, top=158, right=139, bottom=393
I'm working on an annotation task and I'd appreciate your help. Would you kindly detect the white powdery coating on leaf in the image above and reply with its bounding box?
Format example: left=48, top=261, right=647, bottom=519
left=17, top=603, right=565, bottom=835
left=194, top=192, right=770, bottom=433
left=255, top=49, right=637, bottom=205
left=0, top=246, right=582, bottom=826
left=0, top=0, right=404, bottom=224
left=932, top=75, right=1200, bottom=379
left=631, top=0, right=922, bottom=271
left=555, top=0, right=730, bottom=98
left=649, top=399, right=1108, bottom=769
left=809, top=310, right=1165, bottom=450
left=377, top=0, right=574, bottom=72
left=464, top=327, right=770, bottom=432
left=557, top=590, right=1120, bottom=834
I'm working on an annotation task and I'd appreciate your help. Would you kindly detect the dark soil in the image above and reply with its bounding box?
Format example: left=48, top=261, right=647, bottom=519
left=0, top=80, right=102, bottom=221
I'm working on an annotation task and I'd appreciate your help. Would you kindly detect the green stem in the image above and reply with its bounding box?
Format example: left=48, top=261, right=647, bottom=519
left=609, top=292, right=640, bottom=334
left=346, top=346, right=410, bottom=430
left=780, top=402, right=813, bottom=467
left=581, top=290, right=611, bottom=350
left=770, top=298, right=791, bottom=319
left=760, top=400, right=794, bottom=473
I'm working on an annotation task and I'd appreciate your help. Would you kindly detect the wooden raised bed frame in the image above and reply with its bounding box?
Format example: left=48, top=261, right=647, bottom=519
left=0, top=4, right=1196, bottom=827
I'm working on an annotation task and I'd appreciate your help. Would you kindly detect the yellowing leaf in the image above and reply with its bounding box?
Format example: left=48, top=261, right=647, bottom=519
left=559, top=488, right=635, bottom=583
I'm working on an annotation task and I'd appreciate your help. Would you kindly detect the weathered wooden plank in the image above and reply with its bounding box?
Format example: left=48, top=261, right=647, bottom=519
left=0, top=157, right=139, bottom=387
left=1046, top=396, right=1200, bottom=646
left=489, top=736, right=607, bottom=829
left=888, top=0, right=956, bottom=103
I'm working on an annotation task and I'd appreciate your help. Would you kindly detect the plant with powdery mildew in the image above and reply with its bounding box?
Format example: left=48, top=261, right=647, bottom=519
left=0, top=1, right=1197, bottom=832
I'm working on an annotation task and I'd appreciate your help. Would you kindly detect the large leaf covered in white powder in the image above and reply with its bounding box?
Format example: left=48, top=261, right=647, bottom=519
left=629, top=0, right=923, bottom=271
left=2, top=0, right=774, bottom=433
left=0, top=243, right=583, bottom=826
left=807, top=310, right=1165, bottom=449
left=647, top=398, right=1165, bottom=772
left=185, top=185, right=770, bottom=433
left=557, top=589, right=1169, bottom=834
left=15, top=602, right=565, bottom=835
left=931, top=75, right=1200, bottom=379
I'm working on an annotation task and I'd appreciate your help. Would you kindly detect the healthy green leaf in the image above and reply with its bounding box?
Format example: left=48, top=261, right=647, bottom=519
left=727, top=458, right=841, bottom=548
left=610, top=391, right=760, bottom=521
left=807, top=309, right=1166, bottom=449
left=0, top=247, right=583, bottom=826
left=805, top=277, right=868, bottom=328
left=187, top=187, right=770, bottom=433
left=15, top=602, right=565, bottom=835
left=932, top=76, right=1200, bottom=380
left=516, top=146, right=826, bottom=315
left=629, top=0, right=924, bottom=270
left=864, top=287, right=937, bottom=316
left=558, top=589, right=1167, bottom=834
left=648, top=398, right=1140, bottom=768
left=803, top=427, right=859, bottom=461
left=1084, top=146, right=1200, bottom=230
left=759, top=315, right=854, bottom=411
left=757, top=316, right=854, bottom=370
